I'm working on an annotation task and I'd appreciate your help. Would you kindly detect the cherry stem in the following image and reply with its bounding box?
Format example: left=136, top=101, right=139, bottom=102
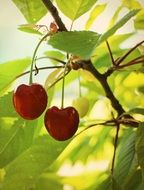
left=29, top=33, right=50, bottom=84
left=61, top=62, right=68, bottom=109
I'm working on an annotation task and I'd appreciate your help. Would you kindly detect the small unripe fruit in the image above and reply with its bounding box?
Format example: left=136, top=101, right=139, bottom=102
left=72, top=97, right=89, bottom=117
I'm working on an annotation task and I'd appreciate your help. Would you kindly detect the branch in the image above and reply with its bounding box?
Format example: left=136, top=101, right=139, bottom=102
left=116, top=40, right=144, bottom=65
left=16, top=65, right=64, bottom=79
left=111, top=123, right=120, bottom=175
left=80, top=60, right=125, bottom=116
left=106, top=41, right=116, bottom=66
left=104, top=55, right=144, bottom=77
left=42, top=0, right=67, bottom=31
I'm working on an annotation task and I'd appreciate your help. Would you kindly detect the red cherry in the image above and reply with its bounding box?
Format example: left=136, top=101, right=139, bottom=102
left=44, top=106, right=79, bottom=141
left=13, top=83, right=48, bottom=120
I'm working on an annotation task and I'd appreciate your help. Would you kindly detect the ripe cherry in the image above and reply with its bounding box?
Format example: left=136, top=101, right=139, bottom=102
left=13, top=83, right=48, bottom=120
left=44, top=106, right=79, bottom=141
left=72, top=97, right=89, bottom=118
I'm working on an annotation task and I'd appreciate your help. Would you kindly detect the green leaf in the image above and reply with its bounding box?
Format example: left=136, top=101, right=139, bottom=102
left=85, top=4, right=107, bottom=30
left=134, top=9, right=144, bottom=30
left=124, top=169, right=143, bottom=190
left=44, top=50, right=65, bottom=65
left=0, top=58, right=31, bottom=93
left=56, top=0, right=97, bottom=20
left=18, top=24, right=42, bottom=35
left=2, top=135, right=70, bottom=190
left=114, top=130, right=138, bottom=187
left=136, top=122, right=144, bottom=169
left=49, top=10, right=139, bottom=59
left=49, top=31, right=100, bottom=59
left=44, top=68, right=64, bottom=90
left=128, top=108, right=144, bottom=115
left=137, top=86, right=144, bottom=94
left=0, top=118, right=37, bottom=167
left=36, top=173, right=63, bottom=190
left=97, top=9, right=140, bottom=45
left=12, top=0, right=47, bottom=23
left=108, top=6, right=123, bottom=29
left=0, top=92, right=16, bottom=117
left=122, top=0, right=142, bottom=9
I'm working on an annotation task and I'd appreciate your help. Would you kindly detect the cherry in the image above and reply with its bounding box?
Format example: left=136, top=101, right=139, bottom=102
left=72, top=97, right=89, bottom=118
left=13, top=83, right=48, bottom=120
left=44, top=106, right=79, bottom=141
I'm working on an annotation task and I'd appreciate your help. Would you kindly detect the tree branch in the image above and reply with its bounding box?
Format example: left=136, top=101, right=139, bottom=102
left=42, top=0, right=67, bottom=31
left=106, top=41, right=116, bottom=66
left=16, top=65, right=64, bottom=79
left=104, top=55, right=144, bottom=77
left=111, top=123, right=120, bottom=175
left=116, top=40, right=144, bottom=65
left=80, top=60, right=125, bottom=116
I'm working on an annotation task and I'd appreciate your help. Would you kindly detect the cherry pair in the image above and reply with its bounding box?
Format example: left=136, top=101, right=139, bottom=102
left=13, top=83, right=79, bottom=141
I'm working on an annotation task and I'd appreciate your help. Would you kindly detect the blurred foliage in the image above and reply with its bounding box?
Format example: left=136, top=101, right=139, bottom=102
left=0, top=0, right=144, bottom=189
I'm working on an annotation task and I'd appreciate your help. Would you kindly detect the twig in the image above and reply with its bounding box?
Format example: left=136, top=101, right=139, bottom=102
left=104, top=55, right=144, bottom=77
left=74, top=120, right=115, bottom=138
left=116, top=40, right=144, bottom=66
left=106, top=41, right=116, bottom=66
left=42, top=0, right=67, bottom=31
left=111, top=123, right=120, bottom=175
left=16, top=65, right=64, bottom=79
left=36, top=56, right=66, bottom=65
left=81, top=60, right=125, bottom=116
left=47, top=69, right=71, bottom=89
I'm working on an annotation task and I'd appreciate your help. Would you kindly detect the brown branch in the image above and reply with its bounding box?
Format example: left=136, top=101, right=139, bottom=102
left=116, top=40, right=144, bottom=65
left=80, top=60, right=125, bottom=116
left=111, top=123, right=120, bottom=175
left=106, top=40, right=116, bottom=66
left=16, top=65, right=64, bottom=79
left=42, top=0, right=67, bottom=31
left=104, top=56, right=144, bottom=77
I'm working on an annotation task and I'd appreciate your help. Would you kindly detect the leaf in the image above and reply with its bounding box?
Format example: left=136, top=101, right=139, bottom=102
left=44, top=68, right=64, bottom=90
left=134, top=9, right=144, bottom=30
left=122, top=0, right=142, bottom=9
left=12, top=0, right=47, bottom=23
left=49, top=10, right=139, bottom=59
left=2, top=135, right=70, bottom=190
left=97, top=9, right=140, bottom=45
left=56, top=0, right=97, bottom=20
left=0, top=58, right=31, bottom=93
left=49, top=31, right=100, bottom=59
left=85, top=4, right=107, bottom=30
left=137, top=86, right=144, bottom=94
left=44, top=50, right=65, bottom=65
left=124, top=169, right=143, bottom=190
left=36, top=173, right=63, bottom=190
left=136, top=122, right=144, bottom=169
left=0, top=118, right=37, bottom=167
left=0, top=92, right=16, bottom=117
left=108, top=6, right=123, bottom=29
left=114, top=130, right=138, bottom=187
left=128, top=108, right=144, bottom=115
left=18, top=24, right=42, bottom=35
